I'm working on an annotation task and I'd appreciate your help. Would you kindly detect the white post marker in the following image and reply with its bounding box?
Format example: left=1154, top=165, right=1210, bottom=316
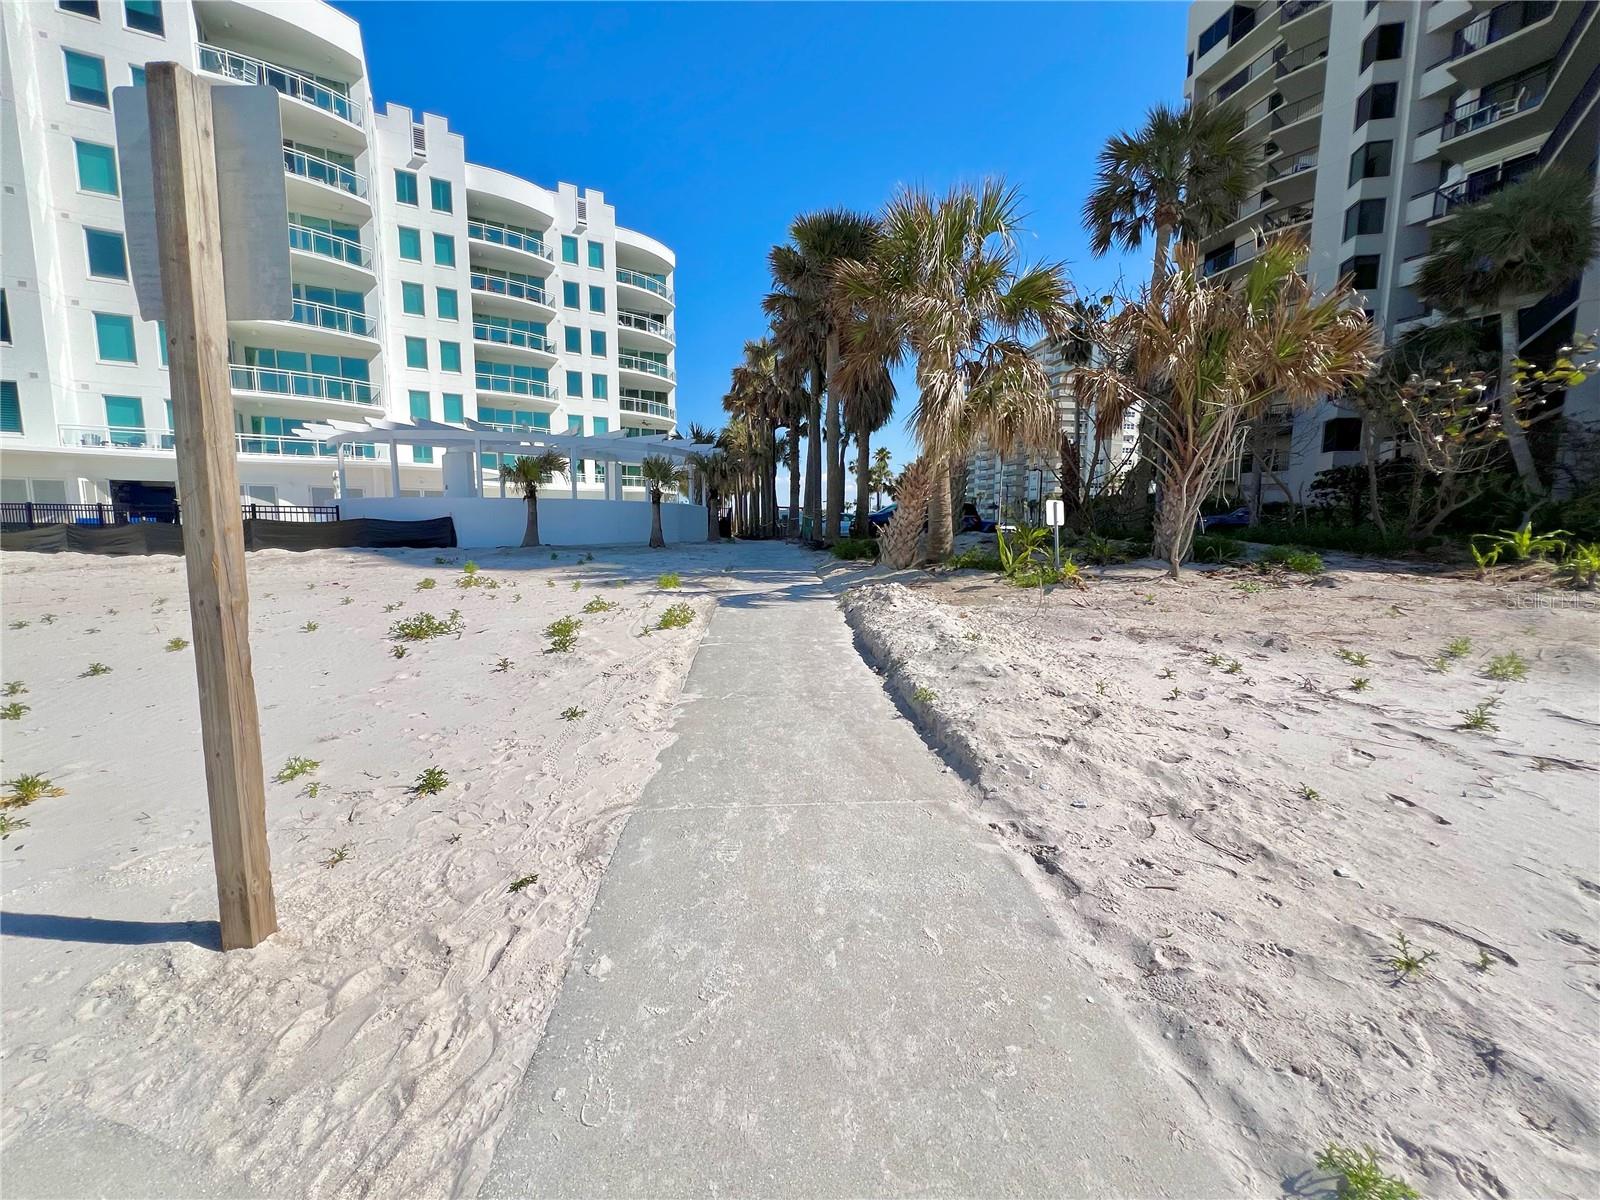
left=1044, top=497, right=1066, bottom=570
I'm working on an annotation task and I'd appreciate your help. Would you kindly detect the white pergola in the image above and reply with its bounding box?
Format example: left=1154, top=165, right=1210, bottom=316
left=292, top=417, right=698, bottom=501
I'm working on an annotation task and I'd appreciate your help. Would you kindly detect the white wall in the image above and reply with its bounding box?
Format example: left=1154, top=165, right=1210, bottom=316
left=342, top=495, right=708, bottom=548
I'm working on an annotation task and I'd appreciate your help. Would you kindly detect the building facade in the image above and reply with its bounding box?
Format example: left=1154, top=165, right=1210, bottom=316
left=1184, top=0, right=1598, bottom=503
left=1, top=0, right=677, bottom=510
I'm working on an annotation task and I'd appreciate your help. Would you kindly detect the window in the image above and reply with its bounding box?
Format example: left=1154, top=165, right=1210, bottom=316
left=1343, top=198, right=1386, bottom=240
left=64, top=49, right=109, bottom=106
left=593, top=416, right=608, bottom=435
left=439, top=341, right=461, bottom=372
left=157, top=320, right=167, bottom=366
left=104, top=394, right=144, bottom=444
left=394, top=169, right=419, bottom=205
left=410, top=391, right=432, bottom=462
left=1348, top=141, right=1393, bottom=185
left=129, top=64, right=145, bottom=87
left=562, top=281, right=580, bottom=309
left=1322, top=417, right=1363, bottom=453
left=564, top=326, right=582, bottom=353
left=1197, top=11, right=1230, bottom=56
left=568, top=415, right=583, bottom=434
left=442, top=392, right=464, bottom=423
left=398, top=226, right=422, bottom=261
left=436, top=288, right=458, bottom=320
left=566, top=370, right=583, bottom=397
left=1339, top=254, right=1381, bottom=290
left=433, top=233, right=455, bottom=267
left=587, top=241, right=604, bottom=269
left=591, top=374, right=608, bottom=400
left=588, top=285, right=605, bottom=314
left=0, top=381, right=21, bottom=434
left=561, top=235, right=579, bottom=264
left=59, top=1, right=99, bottom=17
left=75, top=140, right=119, bottom=195
left=1, top=290, right=9, bottom=343
left=124, top=1, right=163, bottom=35
left=94, top=312, right=137, bottom=362
left=430, top=178, right=452, bottom=213
left=405, top=336, right=428, bottom=369
left=1354, top=82, right=1398, bottom=128
left=1360, top=23, right=1404, bottom=71
left=401, top=281, right=425, bottom=316
left=85, top=228, right=128, bottom=279
left=590, top=330, right=606, bottom=357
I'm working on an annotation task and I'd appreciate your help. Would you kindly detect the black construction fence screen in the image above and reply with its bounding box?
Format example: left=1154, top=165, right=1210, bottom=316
left=0, top=501, right=340, bottom=528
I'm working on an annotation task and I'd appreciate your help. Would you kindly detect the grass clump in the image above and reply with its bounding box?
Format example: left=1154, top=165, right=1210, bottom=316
left=80, top=662, right=112, bottom=677
left=416, top=577, right=437, bottom=591
left=911, top=684, right=936, bottom=704
left=457, top=561, right=493, bottom=589
left=1191, top=534, right=1246, bottom=564
left=388, top=610, right=465, bottom=642
left=657, top=572, right=682, bottom=590
left=1315, top=1143, right=1419, bottom=1200
left=1, top=702, right=28, bottom=721
left=1386, top=930, right=1438, bottom=982
left=1349, top=676, right=1371, bottom=693
left=560, top=706, right=585, bottom=721
left=831, top=537, right=879, bottom=561
left=1457, top=699, right=1499, bottom=732
left=322, top=844, right=351, bottom=869
left=165, top=637, right=189, bottom=652
left=1558, top=541, right=1600, bottom=588
left=950, top=546, right=1004, bottom=572
left=0, top=812, right=29, bottom=839
left=1334, top=648, right=1370, bottom=667
left=2, top=681, right=25, bottom=697
left=300, top=621, right=319, bottom=633
left=656, top=602, right=695, bottom=630
left=1482, top=651, right=1528, bottom=682
left=507, top=873, right=540, bottom=894
left=2, top=774, right=65, bottom=809
left=545, top=616, right=582, bottom=653
left=410, top=767, right=449, bottom=796
left=493, top=657, right=514, bottom=673
left=274, top=755, right=320, bottom=784
left=1295, top=784, right=1322, bottom=802
left=1259, top=544, right=1324, bottom=575
left=582, top=598, right=619, bottom=614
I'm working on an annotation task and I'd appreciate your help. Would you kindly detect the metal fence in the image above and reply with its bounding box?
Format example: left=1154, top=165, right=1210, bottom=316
left=0, top=502, right=340, bottom=529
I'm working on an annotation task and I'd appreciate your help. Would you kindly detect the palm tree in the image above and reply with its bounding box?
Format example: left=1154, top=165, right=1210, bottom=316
left=639, top=454, right=688, bottom=549
left=834, top=329, right=895, bottom=536
left=687, top=446, right=732, bottom=542
left=728, top=336, right=789, bottom=536
left=869, top=446, right=893, bottom=509
left=1416, top=169, right=1600, bottom=498
left=836, top=180, right=1075, bottom=560
left=685, top=422, right=718, bottom=506
left=499, top=450, right=568, bottom=547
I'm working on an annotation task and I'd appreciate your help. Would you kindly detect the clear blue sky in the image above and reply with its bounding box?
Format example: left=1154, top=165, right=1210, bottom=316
left=337, top=0, right=1189, bottom=471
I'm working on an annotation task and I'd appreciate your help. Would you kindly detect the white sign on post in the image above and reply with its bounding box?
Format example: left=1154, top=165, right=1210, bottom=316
left=113, top=82, right=292, bottom=322
left=1043, top=498, right=1065, bottom=528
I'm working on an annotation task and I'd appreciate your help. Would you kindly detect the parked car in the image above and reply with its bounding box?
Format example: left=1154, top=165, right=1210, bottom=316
left=1201, top=507, right=1252, bottom=531
left=868, top=503, right=897, bottom=530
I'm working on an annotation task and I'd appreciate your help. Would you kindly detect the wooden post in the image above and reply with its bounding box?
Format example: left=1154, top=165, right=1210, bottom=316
left=147, top=63, right=276, bottom=950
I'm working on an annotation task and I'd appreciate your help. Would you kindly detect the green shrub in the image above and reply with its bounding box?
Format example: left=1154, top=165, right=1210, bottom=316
left=950, top=547, right=1004, bottom=572
left=410, top=766, right=449, bottom=796
left=656, top=602, right=695, bottom=630
left=1315, top=1143, right=1419, bottom=1200
left=657, top=572, right=681, bottom=589
left=832, top=537, right=879, bottom=561
left=1260, top=544, right=1324, bottom=575
left=545, top=616, right=581, bottom=652
left=1191, top=534, right=1246, bottom=564
left=273, top=755, right=320, bottom=784
left=1215, top=522, right=1411, bottom=557
left=388, top=610, right=465, bottom=642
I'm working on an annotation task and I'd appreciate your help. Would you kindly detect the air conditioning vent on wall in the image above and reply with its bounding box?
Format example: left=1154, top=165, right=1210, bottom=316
left=411, top=123, right=427, bottom=157
left=575, top=197, right=588, bottom=228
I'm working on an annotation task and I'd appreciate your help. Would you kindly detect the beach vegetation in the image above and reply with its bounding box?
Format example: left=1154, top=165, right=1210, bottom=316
left=2, top=774, right=65, bottom=808
left=1315, top=1142, right=1420, bottom=1200
left=1482, top=651, right=1528, bottom=682
left=1560, top=542, right=1600, bottom=588
left=1349, top=676, right=1371, bottom=693
left=323, top=844, right=351, bottom=868
left=545, top=616, right=581, bottom=653
left=1476, top=521, right=1570, bottom=563
left=0, top=812, right=29, bottom=838
left=1335, top=649, right=1370, bottom=667
left=274, top=756, right=320, bottom=783
left=410, top=767, right=449, bottom=796
left=582, top=598, right=619, bottom=614
left=560, top=706, right=584, bottom=721
left=493, top=657, right=514, bottom=673
left=301, top=621, right=319, bottom=633
left=1458, top=699, right=1499, bottom=732
left=2, top=681, right=25, bottom=697
left=657, top=572, right=682, bottom=590
left=507, top=873, right=540, bottom=894
left=1260, top=545, right=1324, bottom=575
left=910, top=684, right=936, bottom=704
left=416, top=577, right=437, bottom=591
left=1, top=702, right=28, bottom=720
left=80, top=662, right=111, bottom=677
left=1386, top=931, right=1437, bottom=982
left=165, top=637, right=189, bottom=652
left=832, top=537, right=879, bottom=561
left=389, top=610, right=465, bottom=642
left=656, top=602, right=695, bottom=630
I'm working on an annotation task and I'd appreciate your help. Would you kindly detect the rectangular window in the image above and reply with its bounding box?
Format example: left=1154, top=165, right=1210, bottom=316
left=591, top=374, right=608, bottom=400
left=436, top=287, right=458, bottom=320
left=564, top=326, right=582, bottom=353
left=1196, top=11, right=1229, bottom=56
left=1347, top=141, right=1393, bottom=185
left=394, top=169, right=419, bottom=205
left=1322, top=417, right=1363, bottom=453
left=588, top=285, right=605, bottom=314
left=401, top=281, right=425, bottom=316
left=410, top=391, right=433, bottom=461
left=439, top=341, right=461, bottom=372
left=129, top=64, right=144, bottom=87
left=566, top=370, right=583, bottom=397
left=568, top=415, right=583, bottom=434
left=74, top=140, right=119, bottom=194
left=64, top=49, right=109, bottom=106
left=562, top=281, right=580, bottom=309
left=561, top=235, right=579, bottom=264
left=405, top=336, right=428, bottom=369
left=587, top=241, right=604, bottom=269
left=94, top=312, right=137, bottom=362
left=0, top=381, right=22, bottom=434
left=442, top=392, right=464, bottom=422
left=1343, top=198, right=1386, bottom=240
left=104, top=394, right=145, bottom=444
left=157, top=319, right=167, bottom=366
left=590, top=330, right=606, bottom=357
left=59, top=2, right=100, bottom=16
left=430, top=178, right=453, bottom=213
left=1360, top=22, right=1404, bottom=71
left=85, top=227, right=128, bottom=279
left=1354, top=82, right=1398, bottom=128
left=1339, top=254, right=1381, bottom=290
left=592, top=416, right=608, bottom=435
left=398, top=226, right=422, bottom=261
left=124, top=1, right=163, bottom=35
left=433, top=233, right=455, bottom=267
left=1, top=290, right=10, bottom=343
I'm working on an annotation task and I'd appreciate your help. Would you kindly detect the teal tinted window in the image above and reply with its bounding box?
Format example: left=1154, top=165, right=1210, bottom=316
left=405, top=336, right=427, bottom=369
left=74, top=140, right=118, bottom=194
left=592, top=374, right=609, bottom=399
left=590, top=330, right=606, bottom=357
left=398, top=226, right=421, bottom=260
left=561, top=235, right=578, bottom=264
left=433, top=233, right=455, bottom=267
left=85, top=227, right=127, bottom=278
left=64, top=49, right=109, bottom=106
left=394, top=170, right=418, bottom=205
left=104, top=393, right=144, bottom=430
left=94, top=312, right=136, bottom=362
left=566, top=371, right=583, bottom=397
left=124, top=1, right=163, bottom=35
left=587, top=241, right=604, bottom=269
left=588, top=286, right=605, bottom=314
left=593, top=416, right=608, bottom=434
left=442, top=393, right=464, bottom=422
left=430, top=178, right=453, bottom=213
left=568, top=415, right=583, bottom=434
left=439, top=341, right=461, bottom=372
left=562, top=281, right=579, bottom=309
left=564, top=327, right=581, bottom=353
left=409, top=389, right=430, bottom=419
left=157, top=320, right=167, bottom=366
left=401, top=281, right=425, bottom=316
left=0, top=381, right=22, bottom=434
left=129, top=65, right=144, bottom=87
left=437, top=288, right=458, bottom=320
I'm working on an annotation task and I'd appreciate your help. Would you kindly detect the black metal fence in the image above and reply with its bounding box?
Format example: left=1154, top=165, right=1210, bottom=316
left=0, top=502, right=340, bottom=529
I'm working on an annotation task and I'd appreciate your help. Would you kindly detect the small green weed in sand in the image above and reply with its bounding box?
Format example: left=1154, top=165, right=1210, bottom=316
left=493, top=657, right=514, bottom=673
left=3, top=774, right=65, bottom=809
left=1458, top=699, right=1499, bottom=733
left=1442, top=637, right=1472, bottom=660
left=507, top=873, right=540, bottom=894
left=560, top=706, right=585, bottom=721
left=1295, top=784, right=1322, bottom=802
left=274, top=756, right=320, bottom=784
left=1473, top=948, right=1496, bottom=973
left=434, top=556, right=456, bottom=567
left=656, top=603, right=694, bottom=631
left=2, top=681, right=26, bottom=697
left=545, top=616, right=581, bottom=653
left=1386, top=931, right=1437, bottom=982
left=1095, top=681, right=1108, bottom=696
left=1260, top=545, right=1324, bottom=575
left=416, top=577, right=437, bottom=591
left=457, top=562, right=488, bottom=589
left=40, top=614, right=57, bottom=625
left=1335, top=648, right=1370, bottom=667
left=1166, top=686, right=1182, bottom=700
left=1233, top=580, right=1264, bottom=595
left=389, top=610, right=465, bottom=642
left=1315, top=1143, right=1419, bottom=1200
left=582, top=597, right=619, bottom=614
left=410, top=767, right=449, bottom=796
left=383, top=602, right=403, bottom=613
left=301, top=621, right=319, bottom=633
left=391, top=645, right=408, bottom=659
left=911, top=685, right=936, bottom=704
left=323, top=844, right=351, bottom=869
left=9, top=620, right=30, bottom=630
left=1223, top=659, right=1244, bottom=675
left=80, top=662, right=111, bottom=677
left=0, top=812, right=29, bottom=839
left=303, top=782, right=322, bottom=799
left=1483, top=651, right=1528, bottom=682
left=1156, top=667, right=1175, bottom=680
left=1349, top=676, right=1371, bottom=693
left=657, top=572, right=682, bottom=590
left=1, top=702, right=29, bottom=721
left=165, top=637, right=189, bottom=652
left=1206, top=653, right=1226, bottom=668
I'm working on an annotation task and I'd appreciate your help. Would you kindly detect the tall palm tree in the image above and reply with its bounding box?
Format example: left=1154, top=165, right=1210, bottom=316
left=685, top=422, right=718, bottom=506
left=836, top=180, right=1075, bottom=560
left=1416, top=169, right=1600, bottom=498
left=499, top=450, right=568, bottom=547
left=833, top=327, right=895, bottom=536
left=869, top=446, right=893, bottom=509
left=728, top=336, right=789, bottom=536
left=687, top=446, right=732, bottom=542
left=639, top=454, right=689, bottom=549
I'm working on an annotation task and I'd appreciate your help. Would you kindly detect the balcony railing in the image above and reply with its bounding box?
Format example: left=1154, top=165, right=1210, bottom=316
left=1262, top=203, right=1314, bottom=231
left=288, top=222, right=370, bottom=269
left=1267, top=151, right=1319, bottom=179
left=475, top=374, right=557, bottom=400
left=1437, top=1, right=1558, bottom=67
left=235, top=433, right=382, bottom=459
left=1271, top=95, right=1323, bottom=128
left=1214, top=48, right=1273, bottom=102
left=615, top=268, right=673, bottom=301
left=284, top=147, right=365, bottom=198
left=1202, top=246, right=1239, bottom=278
left=618, top=352, right=674, bottom=381
left=473, top=323, right=555, bottom=354
left=1431, top=161, right=1537, bottom=216
left=198, top=43, right=362, bottom=126
left=229, top=364, right=378, bottom=406
left=287, top=299, right=376, bottom=338
left=1275, top=37, right=1329, bottom=76
left=617, top=310, right=673, bottom=339
left=620, top=395, right=675, bottom=420
left=467, top=218, right=554, bottom=261
left=1440, top=68, right=1551, bottom=140
left=55, top=425, right=384, bottom=460
left=470, top=270, right=551, bottom=307
left=1279, top=0, right=1326, bottom=25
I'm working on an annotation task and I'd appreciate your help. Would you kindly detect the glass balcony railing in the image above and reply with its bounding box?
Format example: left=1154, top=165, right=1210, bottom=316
left=288, top=222, right=370, bottom=269
left=198, top=43, right=362, bottom=126
left=470, top=270, right=551, bottom=307
left=616, top=268, right=673, bottom=302
left=229, top=364, right=378, bottom=406
left=467, top=218, right=553, bottom=261
left=284, top=147, right=365, bottom=198
left=620, top=395, right=675, bottom=420
left=617, top=310, right=673, bottom=339
left=474, top=374, right=557, bottom=400
left=286, top=299, right=376, bottom=338
left=472, top=323, right=555, bottom=354
left=56, top=425, right=384, bottom=459
left=617, top=352, right=674, bottom=381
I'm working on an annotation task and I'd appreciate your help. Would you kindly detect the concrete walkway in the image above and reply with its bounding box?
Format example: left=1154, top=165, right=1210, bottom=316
left=482, top=546, right=1232, bottom=1197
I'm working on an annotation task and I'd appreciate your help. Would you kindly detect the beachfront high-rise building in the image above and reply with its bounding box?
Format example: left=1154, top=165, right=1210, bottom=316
left=0, top=0, right=677, bottom=511
left=1183, top=0, right=1598, bottom=503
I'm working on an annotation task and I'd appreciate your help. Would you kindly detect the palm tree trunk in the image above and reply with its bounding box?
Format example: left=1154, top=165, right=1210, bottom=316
left=523, top=492, right=540, bottom=547
left=926, top=455, right=954, bottom=561
left=787, top=428, right=801, bottom=539
left=1247, top=415, right=1265, bottom=524
left=707, top=488, right=719, bottom=542
left=649, top=494, right=665, bottom=548
left=853, top=429, right=871, bottom=538
left=767, top=425, right=780, bottom=538
left=1497, top=302, right=1546, bottom=497
left=823, top=332, right=844, bottom=544
left=805, top=359, right=824, bottom=542
left=1123, top=220, right=1175, bottom=529
left=1362, top=419, right=1387, bottom=534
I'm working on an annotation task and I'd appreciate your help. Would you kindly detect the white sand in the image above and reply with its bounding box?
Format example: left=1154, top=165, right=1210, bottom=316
left=838, top=556, right=1600, bottom=1198
left=1, top=542, right=729, bottom=1197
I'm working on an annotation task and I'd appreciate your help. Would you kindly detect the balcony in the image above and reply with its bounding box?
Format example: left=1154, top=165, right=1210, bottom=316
left=616, top=268, right=674, bottom=304
left=287, top=222, right=371, bottom=271
left=1270, top=94, right=1323, bottom=133
left=229, top=364, right=379, bottom=407
left=1275, top=37, right=1328, bottom=78
left=472, top=322, right=556, bottom=361
left=620, top=394, right=676, bottom=422
left=55, top=425, right=386, bottom=460
left=285, top=299, right=376, bottom=339
left=1214, top=48, right=1273, bottom=103
left=197, top=43, right=362, bottom=129
left=474, top=374, right=558, bottom=403
left=1439, top=66, right=1551, bottom=143
left=617, top=352, right=674, bottom=382
left=1279, top=0, right=1326, bottom=25
left=283, top=147, right=366, bottom=204
left=470, top=269, right=554, bottom=314
left=1430, top=158, right=1538, bottom=217
left=467, top=218, right=554, bottom=264
left=1262, top=203, right=1313, bottom=233
left=1435, top=1, right=1558, bottom=68
left=616, top=310, right=674, bottom=345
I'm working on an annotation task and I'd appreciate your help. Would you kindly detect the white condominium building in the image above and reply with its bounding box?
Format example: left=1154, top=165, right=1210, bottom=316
left=1, top=0, right=677, bottom=513
left=1184, top=0, right=1598, bottom=503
